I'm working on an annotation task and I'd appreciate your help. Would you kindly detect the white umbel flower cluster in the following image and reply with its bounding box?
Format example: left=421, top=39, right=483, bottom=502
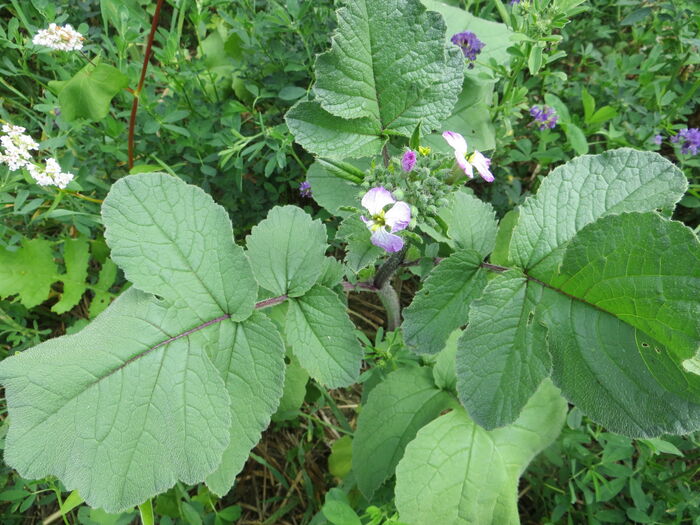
left=28, top=158, right=74, bottom=189
left=0, top=124, right=38, bottom=170
left=32, top=23, right=84, bottom=51
left=0, top=124, right=75, bottom=189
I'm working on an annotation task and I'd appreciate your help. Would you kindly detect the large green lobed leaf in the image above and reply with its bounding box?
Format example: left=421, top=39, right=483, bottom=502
left=457, top=149, right=700, bottom=437
left=285, top=0, right=464, bottom=159
left=0, top=174, right=284, bottom=511
left=395, top=380, right=566, bottom=524
left=245, top=205, right=328, bottom=297
left=509, top=148, right=687, bottom=279
left=402, top=249, right=486, bottom=355
left=352, top=367, right=455, bottom=498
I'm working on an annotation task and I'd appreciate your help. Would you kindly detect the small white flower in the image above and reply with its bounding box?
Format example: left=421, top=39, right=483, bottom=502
left=0, top=124, right=39, bottom=171
left=28, top=158, right=74, bottom=189
left=32, top=23, right=84, bottom=51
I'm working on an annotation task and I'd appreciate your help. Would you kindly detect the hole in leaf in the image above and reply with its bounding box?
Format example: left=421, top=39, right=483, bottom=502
left=641, top=342, right=649, bottom=348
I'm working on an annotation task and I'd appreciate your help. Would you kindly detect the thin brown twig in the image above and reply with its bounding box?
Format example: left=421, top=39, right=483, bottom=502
left=127, top=0, right=165, bottom=170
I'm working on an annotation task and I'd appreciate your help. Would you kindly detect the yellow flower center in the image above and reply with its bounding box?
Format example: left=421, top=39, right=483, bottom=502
left=370, top=210, right=387, bottom=231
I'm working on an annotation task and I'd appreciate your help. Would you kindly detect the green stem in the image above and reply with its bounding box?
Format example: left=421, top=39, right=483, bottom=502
left=139, top=499, right=154, bottom=525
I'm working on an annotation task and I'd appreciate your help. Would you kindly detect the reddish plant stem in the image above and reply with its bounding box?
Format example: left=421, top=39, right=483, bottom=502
left=127, top=0, right=165, bottom=170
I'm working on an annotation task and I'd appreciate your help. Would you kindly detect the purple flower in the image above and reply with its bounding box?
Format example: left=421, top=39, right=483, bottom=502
left=402, top=150, right=417, bottom=172
left=442, top=131, right=494, bottom=182
left=299, top=180, right=312, bottom=197
left=652, top=134, right=663, bottom=145
left=360, top=187, right=411, bottom=253
left=671, top=128, right=700, bottom=155
left=450, top=32, right=485, bottom=69
left=510, top=0, right=521, bottom=4
left=530, top=105, right=558, bottom=130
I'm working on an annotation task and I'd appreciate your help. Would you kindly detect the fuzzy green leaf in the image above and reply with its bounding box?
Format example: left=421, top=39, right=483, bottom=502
left=395, top=380, right=566, bottom=525
left=353, top=367, right=454, bottom=498
left=0, top=173, right=271, bottom=511
left=102, top=173, right=257, bottom=321
left=286, top=285, right=362, bottom=388
left=0, top=288, right=232, bottom=513
left=456, top=271, right=550, bottom=429
left=439, top=190, right=498, bottom=257
left=286, top=0, right=464, bottom=158
left=245, top=205, right=328, bottom=297
left=509, top=149, right=687, bottom=280
left=402, top=249, right=487, bottom=355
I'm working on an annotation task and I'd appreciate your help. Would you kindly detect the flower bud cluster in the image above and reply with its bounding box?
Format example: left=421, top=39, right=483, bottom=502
left=0, top=124, right=74, bottom=189
left=359, top=151, right=454, bottom=231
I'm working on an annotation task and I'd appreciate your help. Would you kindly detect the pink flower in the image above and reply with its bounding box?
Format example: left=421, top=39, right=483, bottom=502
left=402, top=150, right=417, bottom=172
left=360, top=187, right=411, bottom=253
left=442, top=131, right=494, bottom=182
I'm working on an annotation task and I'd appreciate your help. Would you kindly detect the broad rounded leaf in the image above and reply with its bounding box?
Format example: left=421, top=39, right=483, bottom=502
left=403, top=249, right=486, bottom=355
left=395, top=380, right=566, bottom=525
left=0, top=288, right=232, bottom=512
left=285, top=285, right=362, bottom=387
left=539, top=286, right=700, bottom=437
left=285, top=0, right=464, bottom=158
left=509, top=149, right=687, bottom=279
left=51, top=62, right=129, bottom=121
left=353, top=367, right=454, bottom=498
left=103, top=173, right=257, bottom=321
left=245, top=205, right=328, bottom=297
left=548, top=212, right=700, bottom=404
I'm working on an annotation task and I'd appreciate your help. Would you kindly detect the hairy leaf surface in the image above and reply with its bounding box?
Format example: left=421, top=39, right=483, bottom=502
left=285, top=0, right=463, bottom=158
left=395, top=380, right=566, bottom=525
left=0, top=173, right=276, bottom=511
left=286, top=285, right=362, bottom=387
left=353, top=367, right=454, bottom=498
left=457, top=271, right=550, bottom=429
left=439, top=191, right=498, bottom=257
left=103, top=173, right=257, bottom=321
left=245, top=205, right=328, bottom=297
left=509, top=149, right=687, bottom=279
left=402, top=249, right=486, bottom=355
left=0, top=288, right=232, bottom=513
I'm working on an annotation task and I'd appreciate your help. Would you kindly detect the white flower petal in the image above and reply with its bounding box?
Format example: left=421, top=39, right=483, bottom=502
left=361, top=187, right=395, bottom=215
left=470, top=151, right=494, bottom=182
left=442, top=131, right=468, bottom=156
left=385, top=201, right=411, bottom=233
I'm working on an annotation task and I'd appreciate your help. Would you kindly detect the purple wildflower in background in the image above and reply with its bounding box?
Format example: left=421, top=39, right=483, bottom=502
left=510, top=0, right=521, bottom=4
left=299, top=180, right=312, bottom=197
left=530, top=105, right=558, bottom=130
left=450, top=32, right=485, bottom=69
left=652, top=134, right=663, bottom=145
left=670, top=128, right=700, bottom=155
left=402, top=150, right=417, bottom=172
left=361, top=187, right=411, bottom=253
